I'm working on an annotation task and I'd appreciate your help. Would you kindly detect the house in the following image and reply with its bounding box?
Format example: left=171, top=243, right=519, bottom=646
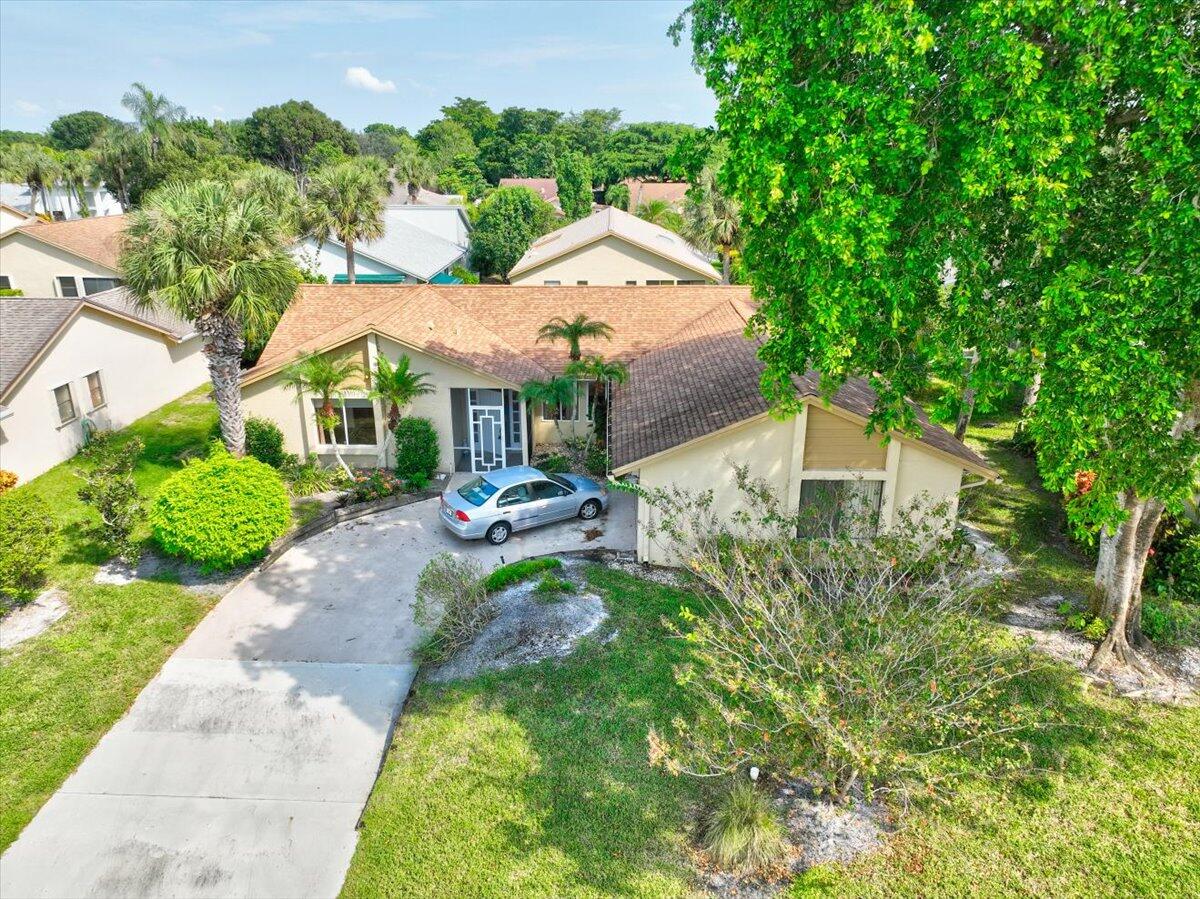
left=0, top=214, right=126, bottom=298
left=620, top=179, right=690, bottom=212
left=387, top=184, right=465, bottom=206
left=507, top=206, right=719, bottom=286
left=240, top=284, right=991, bottom=565
left=0, top=290, right=208, bottom=482
left=0, top=202, right=36, bottom=235
left=498, top=178, right=562, bottom=214
left=1, top=181, right=123, bottom=221
left=291, top=206, right=471, bottom=285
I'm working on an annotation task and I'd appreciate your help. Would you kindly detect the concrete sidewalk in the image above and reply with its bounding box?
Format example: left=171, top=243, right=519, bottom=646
left=1, top=491, right=635, bottom=899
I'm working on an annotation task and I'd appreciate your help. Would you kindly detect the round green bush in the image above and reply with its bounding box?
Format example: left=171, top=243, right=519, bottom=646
left=0, top=491, right=59, bottom=596
left=245, top=416, right=286, bottom=468
left=394, top=416, right=440, bottom=480
left=150, top=445, right=291, bottom=570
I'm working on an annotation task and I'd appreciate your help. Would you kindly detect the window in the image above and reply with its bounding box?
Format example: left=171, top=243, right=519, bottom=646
left=313, top=399, right=377, bottom=445
left=86, top=371, right=105, bottom=409
left=457, top=476, right=498, bottom=506
left=797, top=479, right=884, bottom=539
left=57, top=276, right=79, bottom=298
left=53, top=383, right=77, bottom=424
left=547, top=473, right=576, bottom=493
left=678, top=279, right=707, bottom=285
left=532, top=480, right=570, bottom=500
left=0, top=276, right=11, bottom=290
left=625, top=280, right=637, bottom=285
left=576, top=280, right=589, bottom=285
left=497, top=484, right=532, bottom=507
left=82, top=277, right=122, bottom=295
left=540, top=381, right=588, bottom=422
left=645, top=279, right=676, bottom=286
left=543, top=280, right=561, bottom=286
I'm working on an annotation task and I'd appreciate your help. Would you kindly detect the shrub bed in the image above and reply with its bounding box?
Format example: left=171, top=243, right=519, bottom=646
left=394, top=417, right=439, bottom=482
left=0, top=491, right=59, bottom=597
left=150, top=444, right=291, bottom=570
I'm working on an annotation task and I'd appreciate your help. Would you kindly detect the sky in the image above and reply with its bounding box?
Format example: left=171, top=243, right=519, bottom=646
left=0, top=1, right=715, bottom=134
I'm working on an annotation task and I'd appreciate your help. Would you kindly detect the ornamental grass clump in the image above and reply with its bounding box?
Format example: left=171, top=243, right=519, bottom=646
left=150, top=443, right=290, bottom=570
left=638, top=466, right=1048, bottom=802
left=414, top=553, right=494, bottom=663
left=702, top=780, right=786, bottom=873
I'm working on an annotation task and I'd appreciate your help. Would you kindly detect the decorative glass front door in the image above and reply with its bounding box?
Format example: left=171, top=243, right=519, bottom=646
left=468, top=388, right=506, bottom=472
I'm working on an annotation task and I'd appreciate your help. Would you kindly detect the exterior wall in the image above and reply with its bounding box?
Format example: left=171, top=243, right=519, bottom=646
left=241, top=334, right=516, bottom=473
left=0, top=206, right=32, bottom=233
left=1, top=183, right=122, bottom=220
left=0, top=231, right=119, bottom=298
left=891, top=441, right=965, bottom=531
left=803, top=406, right=886, bottom=469
left=291, top=237, right=408, bottom=283
left=530, top=380, right=594, bottom=446
left=509, top=235, right=717, bottom=286
left=0, top=309, right=207, bottom=483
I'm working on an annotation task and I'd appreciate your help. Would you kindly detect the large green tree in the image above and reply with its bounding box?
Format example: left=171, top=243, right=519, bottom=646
left=416, top=119, right=477, bottom=171
left=469, top=186, right=557, bottom=279
left=47, top=110, right=120, bottom=151
left=121, top=180, right=300, bottom=455
left=556, top=151, right=594, bottom=220
left=676, top=1, right=1199, bottom=673
left=241, top=100, right=357, bottom=182
left=440, top=97, right=499, bottom=145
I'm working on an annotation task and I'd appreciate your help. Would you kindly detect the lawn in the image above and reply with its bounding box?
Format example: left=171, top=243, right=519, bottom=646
left=0, top=387, right=221, bottom=850
left=342, top=419, right=1200, bottom=898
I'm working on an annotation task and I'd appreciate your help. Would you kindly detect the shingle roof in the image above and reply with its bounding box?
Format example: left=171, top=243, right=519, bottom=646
left=386, top=185, right=464, bottom=206
left=621, top=179, right=690, bottom=211
left=498, top=178, right=558, bottom=202
left=507, top=206, right=719, bottom=281
left=9, top=214, right=126, bottom=271
left=323, top=216, right=467, bottom=282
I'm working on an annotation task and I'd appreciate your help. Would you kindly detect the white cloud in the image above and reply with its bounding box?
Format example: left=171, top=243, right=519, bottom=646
left=344, top=66, right=396, bottom=94
left=14, top=99, right=43, bottom=115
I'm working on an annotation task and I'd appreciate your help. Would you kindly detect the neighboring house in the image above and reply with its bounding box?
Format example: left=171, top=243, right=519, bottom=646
left=0, top=214, right=126, bottom=298
left=507, top=206, right=719, bottom=286
left=620, top=179, right=690, bottom=212
left=0, top=290, right=207, bottom=482
left=1, top=181, right=123, bottom=221
left=498, top=177, right=562, bottom=214
left=386, top=184, right=465, bottom=206
left=240, top=285, right=991, bottom=565
left=0, top=202, right=37, bottom=235
left=292, top=206, right=471, bottom=285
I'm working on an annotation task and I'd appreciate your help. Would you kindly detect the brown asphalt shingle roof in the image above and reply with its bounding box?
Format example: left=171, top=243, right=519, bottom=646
left=621, top=179, right=690, bottom=211
left=246, top=284, right=991, bottom=474
left=9, top=214, right=126, bottom=271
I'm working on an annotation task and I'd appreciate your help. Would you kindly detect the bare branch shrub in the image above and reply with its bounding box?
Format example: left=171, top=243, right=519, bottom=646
left=633, top=466, right=1048, bottom=801
left=414, top=553, right=494, bottom=663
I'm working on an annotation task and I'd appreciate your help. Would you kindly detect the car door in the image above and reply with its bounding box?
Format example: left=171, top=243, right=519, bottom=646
left=530, top=479, right=576, bottom=523
left=494, top=483, right=537, bottom=530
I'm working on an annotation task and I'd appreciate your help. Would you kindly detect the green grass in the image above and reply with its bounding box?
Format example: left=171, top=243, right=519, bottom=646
left=0, top=387, right=221, bottom=850
left=341, top=416, right=1200, bottom=898
left=481, top=556, right=563, bottom=593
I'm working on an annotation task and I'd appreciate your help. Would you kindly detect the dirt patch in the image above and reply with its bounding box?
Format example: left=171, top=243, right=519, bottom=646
left=95, top=551, right=248, bottom=596
left=582, top=527, right=604, bottom=542
left=1, top=588, right=69, bottom=649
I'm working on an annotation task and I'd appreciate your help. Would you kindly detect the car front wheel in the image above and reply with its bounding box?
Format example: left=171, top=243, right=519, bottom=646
left=486, top=521, right=511, bottom=545
left=579, top=499, right=601, bottom=520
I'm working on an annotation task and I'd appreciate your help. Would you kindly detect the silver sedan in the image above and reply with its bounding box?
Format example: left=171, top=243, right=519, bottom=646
left=439, top=465, right=609, bottom=545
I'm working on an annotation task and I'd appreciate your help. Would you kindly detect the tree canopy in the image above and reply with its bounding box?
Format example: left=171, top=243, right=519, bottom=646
left=470, top=186, right=556, bottom=279
left=240, top=100, right=357, bottom=176
left=47, top=111, right=120, bottom=151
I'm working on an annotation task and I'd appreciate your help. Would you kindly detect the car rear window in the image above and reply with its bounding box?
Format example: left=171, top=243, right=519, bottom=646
left=457, top=476, right=499, bottom=506
left=548, top=474, right=575, bottom=491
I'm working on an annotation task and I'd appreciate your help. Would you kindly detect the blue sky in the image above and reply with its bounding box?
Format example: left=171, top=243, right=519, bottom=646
left=0, top=1, right=714, bottom=133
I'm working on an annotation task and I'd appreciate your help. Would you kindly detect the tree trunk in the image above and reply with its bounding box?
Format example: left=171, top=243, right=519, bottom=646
left=954, top=349, right=979, bottom=441
left=408, top=181, right=419, bottom=203
left=27, top=180, right=40, bottom=215
left=1023, top=370, right=1042, bottom=410
left=197, top=314, right=248, bottom=456
left=721, top=249, right=731, bottom=285
left=345, top=238, right=356, bottom=284
left=40, top=184, right=51, bottom=217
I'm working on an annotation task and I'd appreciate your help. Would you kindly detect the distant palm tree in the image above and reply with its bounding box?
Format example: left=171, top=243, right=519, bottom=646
left=519, top=376, right=579, bottom=442
left=537, top=313, right=614, bottom=361
left=121, top=81, right=185, bottom=159
left=369, top=354, right=435, bottom=430
left=307, top=161, right=386, bottom=284
left=635, top=198, right=683, bottom=233
left=121, top=180, right=299, bottom=456
left=0, top=143, right=61, bottom=215
left=682, top=167, right=742, bottom=284
left=237, top=164, right=304, bottom=233
left=280, top=352, right=364, bottom=475
left=92, top=125, right=140, bottom=210
left=58, top=149, right=96, bottom=218
left=393, top=151, right=436, bottom=204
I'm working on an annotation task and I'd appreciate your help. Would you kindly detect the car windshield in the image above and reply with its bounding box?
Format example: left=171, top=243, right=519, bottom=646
left=548, top=474, right=576, bottom=492
left=457, top=476, right=499, bottom=506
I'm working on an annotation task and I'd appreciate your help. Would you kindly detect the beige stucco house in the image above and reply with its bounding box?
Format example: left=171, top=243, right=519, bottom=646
left=0, top=214, right=126, bottom=298
left=241, top=284, right=992, bottom=564
left=507, top=206, right=719, bottom=286
left=0, top=290, right=207, bottom=483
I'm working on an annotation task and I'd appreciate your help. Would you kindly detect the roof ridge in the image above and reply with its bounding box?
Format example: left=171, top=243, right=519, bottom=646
left=431, top=287, right=553, bottom=377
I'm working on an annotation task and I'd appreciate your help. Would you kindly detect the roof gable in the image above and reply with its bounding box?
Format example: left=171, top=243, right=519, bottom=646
left=9, top=214, right=126, bottom=270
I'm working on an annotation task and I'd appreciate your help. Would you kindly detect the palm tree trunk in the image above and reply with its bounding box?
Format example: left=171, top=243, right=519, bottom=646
left=721, top=248, right=731, bottom=285
left=345, top=237, right=356, bottom=284
left=40, top=184, right=52, bottom=217
left=197, top=313, right=247, bottom=456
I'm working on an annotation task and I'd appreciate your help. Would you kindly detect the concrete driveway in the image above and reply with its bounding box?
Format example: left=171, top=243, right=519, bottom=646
left=1, top=488, right=635, bottom=899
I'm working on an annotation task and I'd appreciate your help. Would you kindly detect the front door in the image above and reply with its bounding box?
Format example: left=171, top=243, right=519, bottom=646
left=468, top=388, right=506, bottom=473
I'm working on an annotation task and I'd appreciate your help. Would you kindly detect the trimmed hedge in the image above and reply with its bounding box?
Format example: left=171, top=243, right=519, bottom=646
left=0, top=491, right=59, bottom=597
left=150, top=444, right=291, bottom=570
left=245, top=416, right=286, bottom=468
left=394, top=416, right=439, bottom=481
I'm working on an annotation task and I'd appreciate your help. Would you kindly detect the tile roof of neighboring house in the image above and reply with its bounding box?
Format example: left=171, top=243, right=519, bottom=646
left=8, top=213, right=127, bottom=271
left=0, top=288, right=192, bottom=398
left=621, top=179, right=690, bottom=211
left=507, top=206, right=719, bottom=281
left=244, top=284, right=992, bottom=475
left=324, top=217, right=468, bottom=282
left=498, top=178, right=558, bottom=202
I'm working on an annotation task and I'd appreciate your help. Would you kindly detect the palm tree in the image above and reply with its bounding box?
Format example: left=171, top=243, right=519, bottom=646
left=368, top=354, right=435, bottom=430
left=393, top=151, right=436, bottom=204
left=58, top=149, right=96, bottom=218
left=237, top=164, right=304, bottom=232
left=635, top=198, right=683, bottom=233
left=536, top=313, right=614, bottom=361
left=682, top=167, right=742, bottom=284
left=121, top=180, right=299, bottom=456
left=307, top=161, right=386, bottom=284
left=280, top=352, right=364, bottom=476
left=92, top=125, right=140, bottom=210
left=1, top=143, right=61, bottom=216
left=565, top=355, right=628, bottom=462
left=121, top=81, right=185, bottom=159
left=519, top=376, right=579, bottom=443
